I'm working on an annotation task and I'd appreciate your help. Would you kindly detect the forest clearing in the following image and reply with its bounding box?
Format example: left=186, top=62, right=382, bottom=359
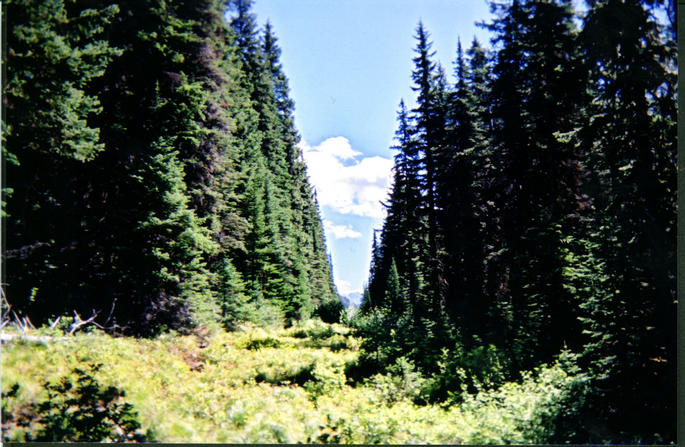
left=2, top=318, right=584, bottom=443
left=1, top=0, right=676, bottom=443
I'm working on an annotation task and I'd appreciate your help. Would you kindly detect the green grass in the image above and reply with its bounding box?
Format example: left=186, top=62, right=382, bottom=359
left=1, top=319, right=583, bottom=443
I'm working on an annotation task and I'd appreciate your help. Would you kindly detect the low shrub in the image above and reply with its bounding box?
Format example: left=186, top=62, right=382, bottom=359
left=1, top=321, right=592, bottom=444
left=288, top=319, right=335, bottom=340
left=244, top=336, right=281, bottom=350
left=369, top=356, right=427, bottom=405
left=454, top=358, right=590, bottom=444
left=255, top=363, right=316, bottom=386
left=2, top=363, right=151, bottom=443
left=303, top=362, right=346, bottom=398
left=316, top=299, right=344, bottom=324
left=1, top=383, right=39, bottom=442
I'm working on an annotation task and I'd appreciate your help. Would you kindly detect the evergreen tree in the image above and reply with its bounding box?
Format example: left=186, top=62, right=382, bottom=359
left=368, top=101, right=425, bottom=316
left=3, top=0, right=338, bottom=332
left=86, top=0, right=222, bottom=331
left=410, top=22, right=440, bottom=268
left=482, top=0, right=588, bottom=368
left=577, top=0, right=677, bottom=440
left=437, top=38, right=485, bottom=340
left=359, top=0, right=675, bottom=441
left=3, top=0, right=121, bottom=321
left=227, top=0, right=338, bottom=319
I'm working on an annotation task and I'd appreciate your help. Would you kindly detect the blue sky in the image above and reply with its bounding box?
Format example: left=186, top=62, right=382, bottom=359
left=251, top=0, right=494, bottom=300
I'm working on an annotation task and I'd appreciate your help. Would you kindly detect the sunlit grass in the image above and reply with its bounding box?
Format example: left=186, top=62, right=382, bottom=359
left=2, top=319, right=579, bottom=443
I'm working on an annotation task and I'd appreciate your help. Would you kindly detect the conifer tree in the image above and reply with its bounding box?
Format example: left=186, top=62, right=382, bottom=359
left=226, top=0, right=338, bottom=319
left=3, top=0, right=338, bottom=332
left=3, top=0, right=120, bottom=321
left=577, top=0, right=677, bottom=440
left=482, top=0, right=588, bottom=368
left=368, top=101, right=425, bottom=316
left=408, top=23, right=450, bottom=318
left=437, top=38, right=484, bottom=339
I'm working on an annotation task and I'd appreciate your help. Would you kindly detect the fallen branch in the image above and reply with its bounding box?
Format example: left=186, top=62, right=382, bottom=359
left=68, top=309, right=99, bottom=335
left=0, top=333, right=70, bottom=344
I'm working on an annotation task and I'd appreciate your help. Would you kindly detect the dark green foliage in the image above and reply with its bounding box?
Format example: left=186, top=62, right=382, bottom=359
left=361, top=0, right=675, bottom=443
left=290, top=321, right=335, bottom=340
left=478, top=0, right=591, bottom=369
left=574, top=0, right=677, bottom=441
left=3, top=0, right=121, bottom=324
left=420, top=339, right=509, bottom=404
left=3, top=0, right=120, bottom=162
left=316, top=297, right=344, bottom=324
left=255, top=363, right=315, bottom=386
left=1, top=383, right=37, bottom=442
left=2, top=0, right=675, bottom=442
left=245, top=336, right=282, bottom=350
left=35, top=364, right=150, bottom=442
left=226, top=0, right=337, bottom=322
left=2, top=0, right=336, bottom=333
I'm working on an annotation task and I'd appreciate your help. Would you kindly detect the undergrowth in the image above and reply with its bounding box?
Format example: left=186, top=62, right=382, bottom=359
left=1, top=319, right=587, bottom=443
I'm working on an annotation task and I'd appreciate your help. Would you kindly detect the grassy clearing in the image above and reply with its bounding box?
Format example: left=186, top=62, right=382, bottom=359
left=2, top=319, right=581, bottom=443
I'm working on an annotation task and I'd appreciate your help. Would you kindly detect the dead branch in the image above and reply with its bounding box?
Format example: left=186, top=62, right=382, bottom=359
left=104, top=298, right=117, bottom=325
left=68, top=309, right=100, bottom=335
left=10, top=310, right=35, bottom=333
left=48, top=316, right=62, bottom=329
left=0, top=285, right=11, bottom=329
left=22, top=316, right=36, bottom=331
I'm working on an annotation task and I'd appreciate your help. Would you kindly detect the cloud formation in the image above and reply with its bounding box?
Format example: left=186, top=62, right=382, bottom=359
left=300, top=137, right=393, bottom=219
left=334, top=278, right=360, bottom=297
left=324, top=220, right=362, bottom=240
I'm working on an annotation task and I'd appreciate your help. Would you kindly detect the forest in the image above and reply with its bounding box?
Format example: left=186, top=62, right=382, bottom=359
left=1, top=0, right=678, bottom=444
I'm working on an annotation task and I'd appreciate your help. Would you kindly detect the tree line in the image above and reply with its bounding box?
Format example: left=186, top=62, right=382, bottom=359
left=360, top=0, right=676, bottom=443
left=2, top=0, right=340, bottom=334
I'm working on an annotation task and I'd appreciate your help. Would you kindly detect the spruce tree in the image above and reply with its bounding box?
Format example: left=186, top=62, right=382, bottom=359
left=3, top=0, right=120, bottom=321
left=409, top=23, right=449, bottom=319
left=482, top=0, right=588, bottom=368
left=578, top=0, right=676, bottom=440
left=437, top=38, right=485, bottom=340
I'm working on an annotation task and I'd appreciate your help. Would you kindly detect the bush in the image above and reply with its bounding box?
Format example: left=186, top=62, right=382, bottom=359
left=420, top=339, right=510, bottom=405
left=369, top=357, right=426, bottom=405
left=244, top=336, right=281, bottom=350
left=316, top=298, right=344, bottom=324
left=255, top=363, right=316, bottom=386
left=455, top=358, right=590, bottom=444
left=288, top=319, right=335, bottom=340
left=303, top=362, right=346, bottom=398
left=1, top=383, right=38, bottom=442
left=34, top=363, right=151, bottom=442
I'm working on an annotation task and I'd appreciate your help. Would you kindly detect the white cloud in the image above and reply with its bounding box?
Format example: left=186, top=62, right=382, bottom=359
left=334, top=278, right=361, bottom=297
left=300, top=137, right=393, bottom=219
left=324, top=220, right=362, bottom=240
left=316, top=136, right=361, bottom=160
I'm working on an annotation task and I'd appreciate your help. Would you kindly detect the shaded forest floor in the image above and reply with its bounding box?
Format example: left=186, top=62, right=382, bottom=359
left=2, top=319, right=580, bottom=443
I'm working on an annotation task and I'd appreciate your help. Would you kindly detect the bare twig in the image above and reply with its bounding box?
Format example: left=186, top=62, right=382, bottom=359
left=21, top=316, right=36, bottom=331
left=104, top=298, right=117, bottom=326
left=68, top=309, right=100, bottom=335
left=48, top=316, right=62, bottom=329
left=11, top=310, right=28, bottom=333
left=0, top=286, right=11, bottom=329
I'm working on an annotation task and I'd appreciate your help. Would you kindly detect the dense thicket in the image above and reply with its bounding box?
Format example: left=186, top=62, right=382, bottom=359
left=360, top=0, right=676, bottom=443
left=2, top=0, right=338, bottom=334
